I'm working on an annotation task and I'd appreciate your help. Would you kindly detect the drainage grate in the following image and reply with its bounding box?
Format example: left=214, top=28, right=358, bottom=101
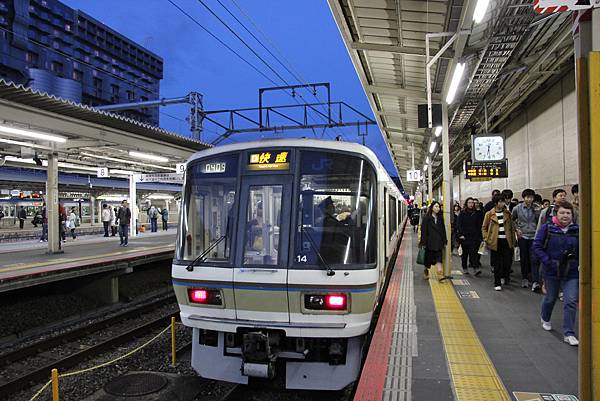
left=104, top=372, right=168, bottom=397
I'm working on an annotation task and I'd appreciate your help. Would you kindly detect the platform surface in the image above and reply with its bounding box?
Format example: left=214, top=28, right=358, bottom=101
left=0, top=231, right=175, bottom=291
left=355, top=229, right=578, bottom=401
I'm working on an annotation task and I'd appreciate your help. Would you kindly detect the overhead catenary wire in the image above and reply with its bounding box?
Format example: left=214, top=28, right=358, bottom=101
left=225, top=0, right=349, bottom=140
left=195, top=0, right=341, bottom=140
left=167, top=0, right=337, bottom=141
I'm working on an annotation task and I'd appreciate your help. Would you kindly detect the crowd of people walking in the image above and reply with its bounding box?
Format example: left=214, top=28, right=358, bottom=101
left=412, top=184, right=580, bottom=346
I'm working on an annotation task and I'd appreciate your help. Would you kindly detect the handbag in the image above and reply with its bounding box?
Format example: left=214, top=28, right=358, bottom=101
left=514, top=246, right=520, bottom=262
left=478, top=241, right=488, bottom=256
left=416, top=247, right=426, bottom=265
left=457, top=244, right=463, bottom=256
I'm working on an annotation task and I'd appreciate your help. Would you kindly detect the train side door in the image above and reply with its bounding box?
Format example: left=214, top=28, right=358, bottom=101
left=233, top=175, right=291, bottom=322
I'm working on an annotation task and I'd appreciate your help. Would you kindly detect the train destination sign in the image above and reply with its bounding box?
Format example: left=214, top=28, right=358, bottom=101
left=464, top=159, right=508, bottom=179
left=248, top=150, right=290, bottom=171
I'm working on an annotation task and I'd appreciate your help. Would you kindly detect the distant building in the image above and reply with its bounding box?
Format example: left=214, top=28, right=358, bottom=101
left=0, top=0, right=163, bottom=125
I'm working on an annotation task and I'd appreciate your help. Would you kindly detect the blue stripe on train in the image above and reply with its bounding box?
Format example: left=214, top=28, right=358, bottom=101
left=172, top=279, right=375, bottom=293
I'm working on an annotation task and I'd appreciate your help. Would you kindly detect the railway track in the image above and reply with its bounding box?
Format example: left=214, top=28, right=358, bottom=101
left=0, top=299, right=179, bottom=396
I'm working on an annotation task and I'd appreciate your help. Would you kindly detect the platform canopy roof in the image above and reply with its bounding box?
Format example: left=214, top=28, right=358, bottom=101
left=327, top=0, right=574, bottom=191
left=0, top=80, right=210, bottom=177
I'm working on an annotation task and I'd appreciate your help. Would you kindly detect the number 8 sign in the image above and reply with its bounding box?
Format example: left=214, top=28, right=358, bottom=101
left=97, top=167, right=109, bottom=178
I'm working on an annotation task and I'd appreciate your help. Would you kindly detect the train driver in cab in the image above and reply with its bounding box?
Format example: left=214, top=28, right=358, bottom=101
left=318, top=196, right=349, bottom=264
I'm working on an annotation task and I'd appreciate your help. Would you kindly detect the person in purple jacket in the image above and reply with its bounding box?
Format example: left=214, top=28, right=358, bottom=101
left=533, top=201, right=579, bottom=346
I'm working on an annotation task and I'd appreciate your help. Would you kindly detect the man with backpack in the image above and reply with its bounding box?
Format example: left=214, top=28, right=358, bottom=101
left=512, top=189, right=540, bottom=289
left=536, top=189, right=567, bottom=233
left=161, top=207, right=169, bottom=231
left=148, top=205, right=158, bottom=232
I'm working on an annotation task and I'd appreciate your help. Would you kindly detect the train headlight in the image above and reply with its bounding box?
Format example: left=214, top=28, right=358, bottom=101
left=304, top=293, right=348, bottom=311
left=188, top=288, right=223, bottom=305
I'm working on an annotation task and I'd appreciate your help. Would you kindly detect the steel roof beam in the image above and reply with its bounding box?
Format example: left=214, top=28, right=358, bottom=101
left=350, top=41, right=455, bottom=59
left=366, top=85, right=441, bottom=101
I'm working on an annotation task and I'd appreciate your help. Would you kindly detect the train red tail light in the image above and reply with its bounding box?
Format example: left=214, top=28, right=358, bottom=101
left=325, top=294, right=347, bottom=309
left=188, top=288, right=222, bottom=305
left=304, top=293, right=348, bottom=311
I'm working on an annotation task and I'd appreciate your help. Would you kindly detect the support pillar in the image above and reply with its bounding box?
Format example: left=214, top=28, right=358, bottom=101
left=90, top=195, right=95, bottom=226
left=77, top=275, right=120, bottom=304
left=441, top=103, right=452, bottom=278
left=46, top=152, right=61, bottom=254
left=575, top=9, right=599, bottom=401
left=129, top=175, right=137, bottom=238
left=427, top=167, right=433, bottom=205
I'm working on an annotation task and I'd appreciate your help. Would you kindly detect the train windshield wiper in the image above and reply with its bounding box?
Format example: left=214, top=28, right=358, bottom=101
left=300, top=226, right=335, bottom=276
left=186, top=235, right=227, bottom=272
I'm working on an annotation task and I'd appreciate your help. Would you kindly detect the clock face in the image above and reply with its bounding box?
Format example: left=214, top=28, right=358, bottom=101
left=473, top=136, right=504, bottom=161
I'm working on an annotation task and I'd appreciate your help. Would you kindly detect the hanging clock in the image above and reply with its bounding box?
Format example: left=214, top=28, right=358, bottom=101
left=471, top=134, right=505, bottom=162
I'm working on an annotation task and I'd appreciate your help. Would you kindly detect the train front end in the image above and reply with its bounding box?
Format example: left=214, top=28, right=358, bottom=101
left=172, top=142, right=382, bottom=390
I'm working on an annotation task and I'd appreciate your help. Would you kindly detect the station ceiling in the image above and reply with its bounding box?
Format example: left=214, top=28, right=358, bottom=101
left=0, top=80, right=210, bottom=177
left=327, top=0, right=574, bottom=191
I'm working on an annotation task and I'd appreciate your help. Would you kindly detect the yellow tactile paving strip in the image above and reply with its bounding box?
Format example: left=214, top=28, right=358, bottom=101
left=429, top=270, right=512, bottom=401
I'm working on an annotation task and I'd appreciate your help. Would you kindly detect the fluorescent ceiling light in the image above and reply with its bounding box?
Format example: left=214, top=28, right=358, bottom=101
left=429, top=141, right=437, bottom=154
left=80, top=152, right=174, bottom=171
left=147, top=193, right=175, bottom=200
left=0, top=137, right=52, bottom=150
left=423, top=164, right=428, bottom=171
left=434, top=126, right=442, bottom=137
left=129, top=151, right=169, bottom=163
left=446, top=62, right=466, bottom=104
left=5, top=156, right=36, bottom=164
left=426, top=156, right=430, bottom=164
left=473, top=0, right=490, bottom=24
left=58, top=162, right=98, bottom=172
left=0, top=125, right=66, bottom=143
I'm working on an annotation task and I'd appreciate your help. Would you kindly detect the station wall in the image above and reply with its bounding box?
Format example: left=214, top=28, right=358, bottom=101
left=452, top=69, right=579, bottom=204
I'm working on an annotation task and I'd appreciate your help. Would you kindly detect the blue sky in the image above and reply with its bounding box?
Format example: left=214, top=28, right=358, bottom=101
left=62, top=0, right=397, bottom=175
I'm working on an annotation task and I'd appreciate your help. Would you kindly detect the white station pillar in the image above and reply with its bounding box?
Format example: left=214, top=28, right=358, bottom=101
left=129, top=175, right=137, bottom=238
left=441, top=102, right=452, bottom=278
left=90, top=194, right=95, bottom=226
left=46, top=152, right=61, bottom=254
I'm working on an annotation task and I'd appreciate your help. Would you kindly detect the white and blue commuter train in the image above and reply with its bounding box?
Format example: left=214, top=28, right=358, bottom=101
left=172, top=139, right=406, bottom=390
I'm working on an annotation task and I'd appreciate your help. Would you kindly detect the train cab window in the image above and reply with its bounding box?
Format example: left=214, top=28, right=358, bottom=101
left=295, top=151, right=376, bottom=268
left=177, top=154, right=238, bottom=263
left=243, top=185, right=282, bottom=265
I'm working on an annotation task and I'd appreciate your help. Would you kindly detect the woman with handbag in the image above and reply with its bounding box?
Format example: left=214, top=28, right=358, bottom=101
left=419, top=201, right=448, bottom=281
left=482, top=195, right=516, bottom=291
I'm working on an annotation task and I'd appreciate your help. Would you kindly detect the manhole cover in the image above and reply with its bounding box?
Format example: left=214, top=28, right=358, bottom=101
left=104, top=372, right=168, bottom=397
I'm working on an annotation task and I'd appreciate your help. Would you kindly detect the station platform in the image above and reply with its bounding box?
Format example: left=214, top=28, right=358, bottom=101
left=355, top=230, right=578, bottom=401
left=0, top=231, right=175, bottom=293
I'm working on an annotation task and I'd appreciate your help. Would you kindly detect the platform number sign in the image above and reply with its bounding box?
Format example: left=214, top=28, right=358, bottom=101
left=97, top=167, right=109, bottom=178
left=406, top=169, right=421, bottom=182
left=176, top=163, right=186, bottom=174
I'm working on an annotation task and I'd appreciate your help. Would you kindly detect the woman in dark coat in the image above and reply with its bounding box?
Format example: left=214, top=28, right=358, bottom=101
left=456, top=197, right=483, bottom=276
left=419, top=201, right=448, bottom=281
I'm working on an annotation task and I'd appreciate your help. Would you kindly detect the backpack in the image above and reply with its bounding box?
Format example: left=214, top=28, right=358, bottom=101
left=75, top=215, right=81, bottom=227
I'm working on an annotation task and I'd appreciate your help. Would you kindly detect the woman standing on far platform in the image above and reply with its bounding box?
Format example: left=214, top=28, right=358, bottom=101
left=419, top=201, right=448, bottom=281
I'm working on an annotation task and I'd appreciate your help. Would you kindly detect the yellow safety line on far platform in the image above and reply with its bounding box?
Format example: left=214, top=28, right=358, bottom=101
left=0, top=245, right=174, bottom=273
left=429, top=270, right=511, bottom=401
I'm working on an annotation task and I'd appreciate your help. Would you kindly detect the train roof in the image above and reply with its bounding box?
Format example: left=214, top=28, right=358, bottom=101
left=186, top=139, right=397, bottom=189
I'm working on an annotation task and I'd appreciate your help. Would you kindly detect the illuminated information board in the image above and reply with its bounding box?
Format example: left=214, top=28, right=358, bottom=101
left=464, top=159, right=508, bottom=179
left=248, top=150, right=290, bottom=171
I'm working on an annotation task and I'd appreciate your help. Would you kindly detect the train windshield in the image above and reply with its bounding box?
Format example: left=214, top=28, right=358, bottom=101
left=295, top=151, right=376, bottom=267
left=177, top=154, right=238, bottom=262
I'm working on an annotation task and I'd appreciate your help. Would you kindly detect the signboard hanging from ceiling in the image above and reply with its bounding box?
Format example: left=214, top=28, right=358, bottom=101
left=533, top=0, right=599, bottom=13
left=406, top=169, right=421, bottom=182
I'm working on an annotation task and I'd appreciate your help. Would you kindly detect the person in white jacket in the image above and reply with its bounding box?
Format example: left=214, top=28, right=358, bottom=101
left=67, top=207, right=78, bottom=240
left=101, top=204, right=111, bottom=237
